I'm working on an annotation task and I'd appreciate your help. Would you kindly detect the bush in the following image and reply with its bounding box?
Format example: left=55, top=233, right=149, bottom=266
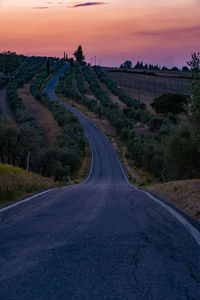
left=151, top=93, right=188, bottom=115
left=164, top=123, right=200, bottom=179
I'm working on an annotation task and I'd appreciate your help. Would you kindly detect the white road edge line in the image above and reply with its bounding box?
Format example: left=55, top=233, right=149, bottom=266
left=0, top=189, right=56, bottom=213
left=143, top=191, right=200, bottom=246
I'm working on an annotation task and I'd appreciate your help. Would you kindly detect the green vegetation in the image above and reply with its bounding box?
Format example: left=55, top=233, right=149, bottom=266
left=151, top=93, right=188, bottom=115
left=94, top=66, right=146, bottom=109
left=0, top=53, right=86, bottom=183
left=73, top=45, right=86, bottom=65
left=74, top=65, right=87, bottom=94
left=30, top=72, right=86, bottom=179
left=57, top=53, right=200, bottom=183
left=56, top=67, right=99, bottom=113
left=0, top=51, right=24, bottom=75
left=0, top=75, right=8, bottom=89
left=120, top=60, right=132, bottom=69
left=0, top=163, right=56, bottom=205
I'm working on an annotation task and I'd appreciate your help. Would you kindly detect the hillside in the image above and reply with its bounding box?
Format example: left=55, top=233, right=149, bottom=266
left=0, top=164, right=57, bottom=207
left=104, top=67, right=191, bottom=111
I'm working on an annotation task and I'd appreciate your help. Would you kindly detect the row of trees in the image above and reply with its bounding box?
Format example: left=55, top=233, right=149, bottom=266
left=94, top=66, right=145, bottom=109
left=56, top=67, right=99, bottom=113
left=0, top=53, right=86, bottom=181
left=59, top=52, right=200, bottom=181
left=0, top=51, right=24, bottom=74
left=122, top=53, right=200, bottom=180
left=30, top=72, right=86, bottom=179
left=120, top=60, right=191, bottom=72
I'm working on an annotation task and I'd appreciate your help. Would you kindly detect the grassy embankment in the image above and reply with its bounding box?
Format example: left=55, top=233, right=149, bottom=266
left=0, top=164, right=56, bottom=208
left=0, top=141, right=91, bottom=208
left=0, top=80, right=92, bottom=208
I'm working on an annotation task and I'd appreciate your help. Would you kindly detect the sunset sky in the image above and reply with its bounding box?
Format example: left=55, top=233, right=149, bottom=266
left=0, top=0, right=200, bottom=67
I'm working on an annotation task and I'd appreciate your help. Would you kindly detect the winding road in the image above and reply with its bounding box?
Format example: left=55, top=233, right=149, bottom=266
left=0, top=64, right=200, bottom=300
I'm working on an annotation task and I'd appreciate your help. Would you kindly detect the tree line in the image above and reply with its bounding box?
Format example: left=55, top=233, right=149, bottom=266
left=120, top=60, right=190, bottom=73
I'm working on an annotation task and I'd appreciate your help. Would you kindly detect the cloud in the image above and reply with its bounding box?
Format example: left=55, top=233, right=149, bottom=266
left=131, top=5, right=144, bottom=8
left=33, top=7, right=49, bottom=9
left=136, top=26, right=200, bottom=38
left=69, top=2, right=106, bottom=8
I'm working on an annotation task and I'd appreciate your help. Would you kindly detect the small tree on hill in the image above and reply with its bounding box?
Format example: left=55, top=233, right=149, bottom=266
left=187, top=52, right=200, bottom=75
left=120, top=60, right=132, bottom=69
left=73, top=45, right=85, bottom=65
left=151, top=93, right=188, bottom=115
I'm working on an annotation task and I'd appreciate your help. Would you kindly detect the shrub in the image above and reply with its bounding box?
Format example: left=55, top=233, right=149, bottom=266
left=151, top=93, right=188, bottom=115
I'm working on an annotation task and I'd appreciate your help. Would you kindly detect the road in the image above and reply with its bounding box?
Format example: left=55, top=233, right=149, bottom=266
left=0, top=64, right=200, bottom=300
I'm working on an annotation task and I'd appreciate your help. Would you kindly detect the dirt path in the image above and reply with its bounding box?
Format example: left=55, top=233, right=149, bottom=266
left=18, top=84, right=61, bottom=145
left=0, top=87, right=14, bottom=119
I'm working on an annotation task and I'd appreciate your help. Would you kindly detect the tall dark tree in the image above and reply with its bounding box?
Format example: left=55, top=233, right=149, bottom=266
left=73, top=45, right=85, bottom=65
left=187, top=52, right=200, bottom=75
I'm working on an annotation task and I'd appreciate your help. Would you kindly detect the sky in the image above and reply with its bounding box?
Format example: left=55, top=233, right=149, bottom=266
left=0, top=0, right=200, bottom=67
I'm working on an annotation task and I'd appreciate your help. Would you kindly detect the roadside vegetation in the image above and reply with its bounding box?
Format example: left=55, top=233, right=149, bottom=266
left=0, top=51, right=90, bottom=205
left=0, top=163, right=56, bottom=207
left=58, top=50, right=200, bottom=186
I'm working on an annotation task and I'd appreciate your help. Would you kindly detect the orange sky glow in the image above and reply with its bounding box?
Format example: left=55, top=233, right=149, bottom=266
left=0, top=0, right=200, bottom=67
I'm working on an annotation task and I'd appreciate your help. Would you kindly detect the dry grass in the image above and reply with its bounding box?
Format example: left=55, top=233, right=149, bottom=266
left=18, top=84, right=61, bottom=145
left=146, top=179, right=200, bottom=221
left=0, top=164, right=57, bottom=207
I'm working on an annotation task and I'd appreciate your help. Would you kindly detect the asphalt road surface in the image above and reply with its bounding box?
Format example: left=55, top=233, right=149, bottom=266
left=0, top=64, right=200, bottom=300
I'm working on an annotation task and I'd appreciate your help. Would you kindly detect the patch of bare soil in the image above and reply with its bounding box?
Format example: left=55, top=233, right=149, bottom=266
left=18, top=84, right=61, bottom=145
left=147, top=180, right=200, bottom=221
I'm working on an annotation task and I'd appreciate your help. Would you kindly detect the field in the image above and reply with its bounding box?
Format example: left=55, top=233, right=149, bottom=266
left=103, top=68, right=191, bottom=111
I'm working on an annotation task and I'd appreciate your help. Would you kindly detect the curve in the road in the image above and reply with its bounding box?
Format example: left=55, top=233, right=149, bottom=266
left=0, top=63, right=200, bottom=300
left=45, top=63, right=200, bottom=246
